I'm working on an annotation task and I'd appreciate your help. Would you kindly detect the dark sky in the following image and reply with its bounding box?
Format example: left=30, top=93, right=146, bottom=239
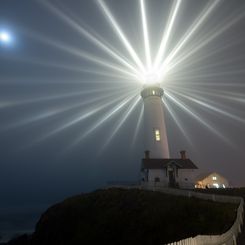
left=0, top=0, right=245, bottom=238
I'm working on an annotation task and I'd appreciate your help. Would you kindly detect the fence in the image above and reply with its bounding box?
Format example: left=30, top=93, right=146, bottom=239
left=142, top=186, right=244, bottom=245
left=107, top=184, right=244, bottom=245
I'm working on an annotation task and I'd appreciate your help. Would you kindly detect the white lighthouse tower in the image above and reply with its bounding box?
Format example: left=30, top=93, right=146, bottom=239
left=140, top=83, right=199, bottom=189
left=141, top=83, right=170, bottom=158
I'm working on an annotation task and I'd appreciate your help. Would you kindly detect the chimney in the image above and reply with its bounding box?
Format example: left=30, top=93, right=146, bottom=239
left=180, top=150, right=186, bottom=160
left=144, top=150, right=150, bottom=159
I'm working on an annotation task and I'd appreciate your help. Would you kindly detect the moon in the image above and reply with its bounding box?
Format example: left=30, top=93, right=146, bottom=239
left=0, top=31, right=12, bottom=44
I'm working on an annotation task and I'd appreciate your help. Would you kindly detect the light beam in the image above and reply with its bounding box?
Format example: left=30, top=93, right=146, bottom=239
left=101, top=95, right=141, bottom=151
left=37, top=0, right=140, bottom=76
left=159, top=0, right=221, bottom=78
left=154, top=0, right=182, bottom=70
left=140, top=0, right=151, bottom=69
left=131, top=103, right=144, bottom=148
left=65, top=93, right=138, bottom=151
left=165, top=91, right=234, bottom=146
left=97, top=0, right=145, bottom=72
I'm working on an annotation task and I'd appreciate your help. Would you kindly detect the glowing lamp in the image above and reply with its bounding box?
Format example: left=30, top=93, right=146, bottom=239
left=143, top=70, right=160, bottom=85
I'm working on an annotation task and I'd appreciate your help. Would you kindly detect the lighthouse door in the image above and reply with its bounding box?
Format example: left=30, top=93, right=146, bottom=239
left=168, top=170, right=175, bottom=187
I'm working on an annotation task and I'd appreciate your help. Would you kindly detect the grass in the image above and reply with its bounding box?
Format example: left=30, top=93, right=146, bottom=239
left=28, top=188, right=238, bottom=245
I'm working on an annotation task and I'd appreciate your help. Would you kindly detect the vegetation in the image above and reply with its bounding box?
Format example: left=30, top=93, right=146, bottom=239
left=8, top=188, right=238, bottom=245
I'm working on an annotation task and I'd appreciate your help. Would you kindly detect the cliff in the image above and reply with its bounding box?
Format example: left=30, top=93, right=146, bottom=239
left=8, top=188, right=237, bottom=245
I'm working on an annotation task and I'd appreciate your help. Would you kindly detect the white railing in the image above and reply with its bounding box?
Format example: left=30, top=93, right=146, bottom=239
left=142, top=186, right=244, bottom=245
left=107, top=184, right=244, bottom=245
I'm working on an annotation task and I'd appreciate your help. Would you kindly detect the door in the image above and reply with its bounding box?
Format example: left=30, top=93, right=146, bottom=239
left=168, top=170, right=176, bottom=187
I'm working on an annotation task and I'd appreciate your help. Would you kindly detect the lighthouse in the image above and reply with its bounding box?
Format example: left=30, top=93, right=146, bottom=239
left=140, top=83, right=199, bottom=189
left=141, top=83, right=170, bottom=158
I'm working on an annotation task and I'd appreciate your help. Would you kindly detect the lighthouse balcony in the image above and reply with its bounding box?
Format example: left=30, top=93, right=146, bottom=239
left=141, top=86, right=164, bottom=98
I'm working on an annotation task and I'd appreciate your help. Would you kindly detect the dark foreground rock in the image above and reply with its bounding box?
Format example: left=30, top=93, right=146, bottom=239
left=7, top=234, right=31, bottom=245
left=8, top=188, right=237, bottom=245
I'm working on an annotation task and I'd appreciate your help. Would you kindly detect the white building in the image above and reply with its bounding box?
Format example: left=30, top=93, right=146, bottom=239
left=141, top=150, right=198, bottom=189
left=141, top=84, right=169, bottom=159
left=195, top=172, right=229, bottom=189
left=140, top=83, right=198, bottom=189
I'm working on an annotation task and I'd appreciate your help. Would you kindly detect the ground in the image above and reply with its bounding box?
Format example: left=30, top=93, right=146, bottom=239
left=7, top=188, right=238, bottom=245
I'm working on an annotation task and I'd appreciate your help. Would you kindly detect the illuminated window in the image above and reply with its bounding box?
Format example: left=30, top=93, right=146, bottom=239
left=152, top=90, right=155, bottom=95
left=212, top=176, right=217, bottom=180
left=155, top=129, right=161, bottom=141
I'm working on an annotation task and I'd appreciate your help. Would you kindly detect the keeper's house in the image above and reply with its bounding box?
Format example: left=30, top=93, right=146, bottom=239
left=141, top=150, right=198, bottom=189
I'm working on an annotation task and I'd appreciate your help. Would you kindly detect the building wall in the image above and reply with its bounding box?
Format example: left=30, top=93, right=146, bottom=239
left=178, top=169, right=197, bottom=188
left=143, top=95, right=169, bottom=158
left=147, top=169, right=168, bottom=184
left=143, top=168, right=197, bottom=189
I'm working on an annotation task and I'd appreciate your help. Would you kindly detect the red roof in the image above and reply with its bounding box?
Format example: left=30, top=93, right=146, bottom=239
left=142, top=158, right=198, bottom=169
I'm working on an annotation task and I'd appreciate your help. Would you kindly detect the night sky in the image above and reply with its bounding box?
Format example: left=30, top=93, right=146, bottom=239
left=0, top=0, right=245, bottom=240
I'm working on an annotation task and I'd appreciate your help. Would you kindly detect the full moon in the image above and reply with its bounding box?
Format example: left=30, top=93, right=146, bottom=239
left=0, top=31, right=11, bottom=44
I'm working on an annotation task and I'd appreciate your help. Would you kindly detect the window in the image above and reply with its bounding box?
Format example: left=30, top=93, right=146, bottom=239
left=155, top=129, right=161, bottom=141
left=212, top=176, right=217, bottom=180
left=152, top=90, right=155, bottom=95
